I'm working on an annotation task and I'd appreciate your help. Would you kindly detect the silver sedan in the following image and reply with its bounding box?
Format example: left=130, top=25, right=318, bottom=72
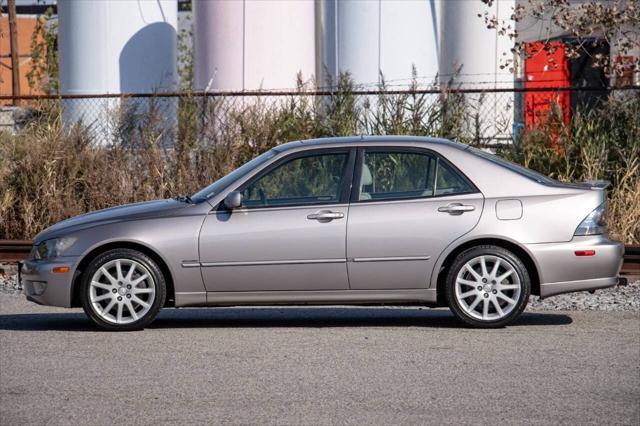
left=21, top=136, right=624, bottom=330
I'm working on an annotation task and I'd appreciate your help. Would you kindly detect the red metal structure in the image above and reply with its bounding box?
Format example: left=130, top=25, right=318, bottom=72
left=524, top=41, right=571, bottom=128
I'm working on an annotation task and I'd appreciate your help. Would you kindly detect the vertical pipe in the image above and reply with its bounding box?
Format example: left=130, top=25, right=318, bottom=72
left=377, top=0, right=381, bottom=85
left=314, top=0, right=324, bottom=86
left=335, top=0, right=339, bottom=81
left=242, top=0, right=246, bottom=91
left=7, top=0, right=21, bottom=104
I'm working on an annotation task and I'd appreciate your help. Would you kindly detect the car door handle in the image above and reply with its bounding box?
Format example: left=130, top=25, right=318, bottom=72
left=307, top=210, right=345, bottom=221
left=437, top=203, right=475, bottom=215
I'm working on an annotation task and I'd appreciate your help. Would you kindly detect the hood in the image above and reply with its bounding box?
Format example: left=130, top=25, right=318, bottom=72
left=34, top=199, right=189, bottom=243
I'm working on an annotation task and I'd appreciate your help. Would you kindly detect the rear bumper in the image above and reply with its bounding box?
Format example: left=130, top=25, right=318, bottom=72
left=526, top=236, right=624, bottom=298
left=539, top=276, right=619, bottom=298
left=21, top=256, right=80, bottom=307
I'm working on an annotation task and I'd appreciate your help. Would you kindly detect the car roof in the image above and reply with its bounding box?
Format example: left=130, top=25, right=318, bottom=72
left=273, top=135, right=469, bottom=152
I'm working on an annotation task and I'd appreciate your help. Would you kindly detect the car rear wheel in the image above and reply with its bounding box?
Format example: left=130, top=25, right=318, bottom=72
left=80, top=248, right=166, bottom=331
left=445, top=245, right=530, bottom=328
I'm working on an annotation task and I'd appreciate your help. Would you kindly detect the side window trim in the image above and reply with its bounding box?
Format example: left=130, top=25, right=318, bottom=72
left=350, top=146, right=479, bottom=203
left=234, top=148, right=356, bottom=210
left=350, top=148, right=365, bottom=203
left=430, top=156, right=438, bottom=198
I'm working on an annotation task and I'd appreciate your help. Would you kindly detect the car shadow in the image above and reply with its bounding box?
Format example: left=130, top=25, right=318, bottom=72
left=0, top=307, right=572, bottom=332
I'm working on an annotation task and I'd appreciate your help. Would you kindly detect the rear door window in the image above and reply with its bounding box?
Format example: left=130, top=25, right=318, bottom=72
left=359, top=151, right=436, bottom=201
left=435, top=159, right=475, bottom=196
left=357, top=149, right=476, bottom=201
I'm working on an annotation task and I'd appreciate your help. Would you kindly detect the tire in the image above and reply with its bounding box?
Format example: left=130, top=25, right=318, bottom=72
left=80, top=248, right=166, bottom=331
left=445, top=245, right=530, bottom=328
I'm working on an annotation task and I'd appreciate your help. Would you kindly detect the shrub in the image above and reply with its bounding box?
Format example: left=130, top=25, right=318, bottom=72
left=0, top=81, right=638, bottom=244
left=498, top=93, right=640, bottom=243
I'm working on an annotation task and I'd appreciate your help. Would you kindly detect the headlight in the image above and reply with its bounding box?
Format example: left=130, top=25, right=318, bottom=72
left=31, top=237, right=77, bottom=260
left=574, top=203, right=607, bottom=236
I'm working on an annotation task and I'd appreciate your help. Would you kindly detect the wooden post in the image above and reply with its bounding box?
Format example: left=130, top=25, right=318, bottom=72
left=7, top=0, right=21, bottom=105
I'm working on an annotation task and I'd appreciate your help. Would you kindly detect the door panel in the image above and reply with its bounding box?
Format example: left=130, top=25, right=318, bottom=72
left=347, top=194, right=482, bottom=289
left=347, top=148, right=483, bottom=290
left=200, top=149, right=354, bottom=293
left=200, top=205, right=349, bottom=292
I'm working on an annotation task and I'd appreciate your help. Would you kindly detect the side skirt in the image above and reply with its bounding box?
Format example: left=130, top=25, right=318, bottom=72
left=174, top=289, right=437, bottom=307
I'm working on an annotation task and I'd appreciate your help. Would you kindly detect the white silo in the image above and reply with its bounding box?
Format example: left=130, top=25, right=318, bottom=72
left=193, top=0, right=316, bottom=91
left=317, top=0, right=440, bottom=88
left=439, top=0, right=515, bottom=142
left=58, top=0, right=178, bottom=143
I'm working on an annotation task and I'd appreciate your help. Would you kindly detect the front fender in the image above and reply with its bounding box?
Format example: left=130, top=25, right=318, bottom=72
left=67, top=215, right=208, bottom=296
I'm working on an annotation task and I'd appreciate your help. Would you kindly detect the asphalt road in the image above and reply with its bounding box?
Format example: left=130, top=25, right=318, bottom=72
left=1, top=294, right=638, bottom=425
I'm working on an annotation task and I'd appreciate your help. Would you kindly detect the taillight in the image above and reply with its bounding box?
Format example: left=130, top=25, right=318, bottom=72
left=574, top=203, right=606, bottom=236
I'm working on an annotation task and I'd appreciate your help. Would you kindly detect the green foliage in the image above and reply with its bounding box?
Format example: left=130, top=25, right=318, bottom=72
left=320, top=73, right=360, bottom=137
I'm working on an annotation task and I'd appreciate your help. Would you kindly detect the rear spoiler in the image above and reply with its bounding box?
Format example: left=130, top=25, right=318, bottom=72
left=583, top=180, right=611, bottom=190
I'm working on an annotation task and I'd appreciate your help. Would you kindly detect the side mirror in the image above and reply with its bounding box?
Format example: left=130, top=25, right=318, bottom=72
left=223, top=191, right=243, bottom=210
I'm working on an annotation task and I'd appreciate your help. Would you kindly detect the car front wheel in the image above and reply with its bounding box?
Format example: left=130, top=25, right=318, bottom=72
left=80, top=248, right=166, bottom=331
left=445, top=245, right=530, bottom=328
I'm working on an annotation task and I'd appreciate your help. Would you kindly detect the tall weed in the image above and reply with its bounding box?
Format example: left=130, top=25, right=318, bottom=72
left=1, top=80, right=638, bottom=243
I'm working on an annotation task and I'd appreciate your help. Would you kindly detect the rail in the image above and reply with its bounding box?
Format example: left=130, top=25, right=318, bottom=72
left=1, top=240, right=638, bottom=275
left=624, top=245, right=640, bottom=274
left=0, top=240, right=31, bottom=261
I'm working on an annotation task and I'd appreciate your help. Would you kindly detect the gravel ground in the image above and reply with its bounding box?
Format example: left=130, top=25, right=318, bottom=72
left=2, top=262, right=638, bottom=311
left=0, top=263, right=21, bottom=296
left=528, top=277, right=640, bottom=311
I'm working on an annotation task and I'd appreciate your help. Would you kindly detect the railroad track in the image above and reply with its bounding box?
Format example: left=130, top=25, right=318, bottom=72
left=624, top=245, right=640, bottom=274
left=0, top=240, right=31, bottom=262
left=1, top=240, right=639, bottom=274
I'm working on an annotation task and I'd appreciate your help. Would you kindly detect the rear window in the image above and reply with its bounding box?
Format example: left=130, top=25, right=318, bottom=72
left=467, top=147, right=557, bottom=185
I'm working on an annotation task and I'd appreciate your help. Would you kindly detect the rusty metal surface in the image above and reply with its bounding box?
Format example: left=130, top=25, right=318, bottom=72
left=623, top=245, right=640, bottom=274
left=0, top=240, right=31, bottom=261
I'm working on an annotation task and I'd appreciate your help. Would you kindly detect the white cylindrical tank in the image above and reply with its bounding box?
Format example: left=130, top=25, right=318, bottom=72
left=58, top=0, right=178, bottom=142
left=318, top=0, right=440, bottom=88
left=193, top=0, right=316, bottom=91
left=439, top=0, right=514, bottom=88
left=439, top=0, right=515, bottom=142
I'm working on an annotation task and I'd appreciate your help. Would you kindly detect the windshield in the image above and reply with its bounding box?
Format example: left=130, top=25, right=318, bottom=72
left=467, top=147, right=557, bottom=185
left=191, top=149, right=278, bottom=203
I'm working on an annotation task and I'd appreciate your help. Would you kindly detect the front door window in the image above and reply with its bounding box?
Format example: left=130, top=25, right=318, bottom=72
left=243, top=153, right=349, bottom=208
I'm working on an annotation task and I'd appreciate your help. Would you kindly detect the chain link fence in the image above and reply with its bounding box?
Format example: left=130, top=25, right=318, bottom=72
left=3, top=86, right=638, bottom=146
left=1, top=85, right=639, bottom=243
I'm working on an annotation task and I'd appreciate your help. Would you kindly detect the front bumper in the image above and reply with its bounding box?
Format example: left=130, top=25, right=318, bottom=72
left=21, top=256, right=80, bottom=307
left=526, top=236, right=624, bottom=298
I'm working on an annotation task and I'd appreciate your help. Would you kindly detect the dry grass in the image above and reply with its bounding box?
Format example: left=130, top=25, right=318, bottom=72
left=1, top=84, right=638, bottom=243
left=498, top=94, right=640, bottom=243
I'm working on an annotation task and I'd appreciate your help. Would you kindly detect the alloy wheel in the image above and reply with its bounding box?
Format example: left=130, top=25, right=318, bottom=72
left=89, top=258, right=156, bottom=325
left=454, top=255, right=522, bottom=321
